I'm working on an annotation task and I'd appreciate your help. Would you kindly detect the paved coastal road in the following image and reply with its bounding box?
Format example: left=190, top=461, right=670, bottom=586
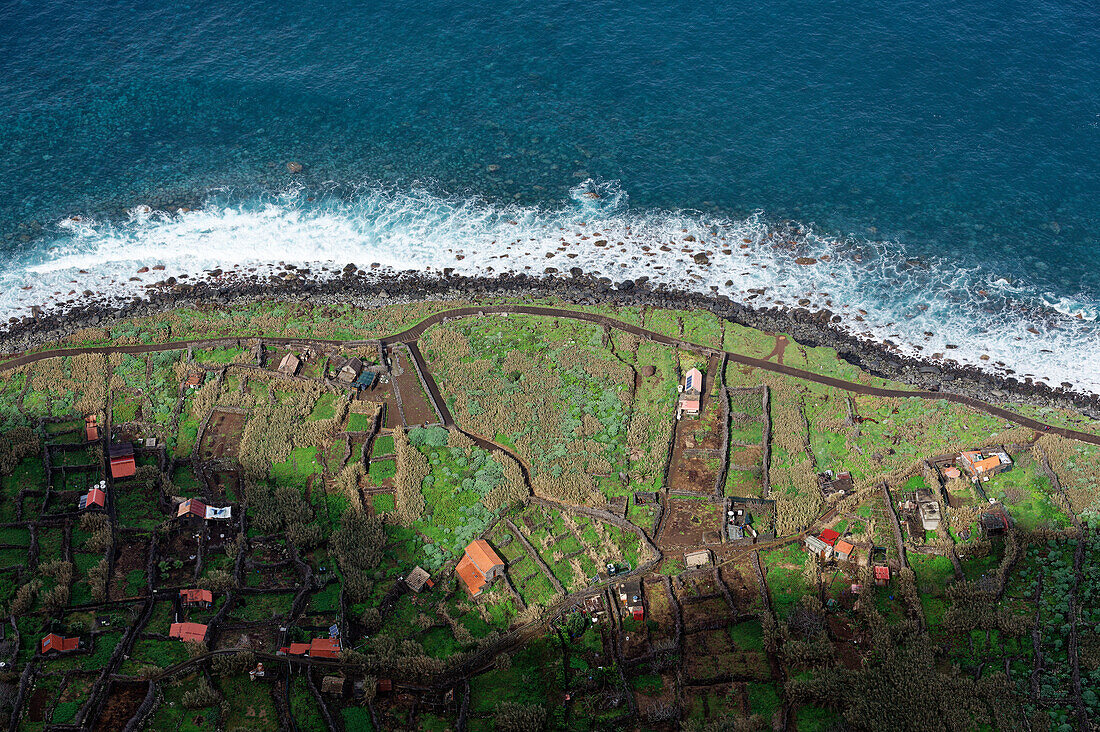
left=2, top=303, right=1098, bottom=446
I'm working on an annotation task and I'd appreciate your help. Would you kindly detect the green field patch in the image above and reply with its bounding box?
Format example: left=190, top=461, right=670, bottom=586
left=410, top=429, right=505, bottom=569
left=372, top=493, right=395, bottom=513
left=308, top=393, right=336, bottom=421
left=347, top=411, right=374, bottom=432
left=270, top=446, right=323, bottom=488
left=372, top=434, right=394, bottom=456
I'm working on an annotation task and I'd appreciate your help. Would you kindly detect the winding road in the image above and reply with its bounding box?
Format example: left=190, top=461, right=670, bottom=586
left=2, top=303, right=1098, bottom=445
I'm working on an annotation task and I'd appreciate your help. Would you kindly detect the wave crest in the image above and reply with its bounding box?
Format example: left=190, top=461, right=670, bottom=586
left=2, top=182, right=1098, bottom=393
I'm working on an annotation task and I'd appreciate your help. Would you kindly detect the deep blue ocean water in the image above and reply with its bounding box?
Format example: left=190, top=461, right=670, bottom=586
left=1, top=1, right=1098, bottom=389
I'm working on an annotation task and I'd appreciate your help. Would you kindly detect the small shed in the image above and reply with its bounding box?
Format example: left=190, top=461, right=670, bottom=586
left=79, top=486, right=106, bottom=510
left=804, top=535, right=833, bottom=559
left=84, top=414, right=99, bottom=442
left=180, top=588, right=214, bottom=607
left=337, top=358, right=364, bottom=384
left=684, top=549, right=712, bottom=568
left=278, top=353, right=301, bottom=376
left=404, top=566, right=433, bottom=593
left=40, top=633, right=79, bottom=654
left=873, top=566, right=890, bottom=585
left=309, top=637, right=341, bottom=659
left=108, top=444, right=137, bottom=479
left=834, top=540, right=855, bottom=562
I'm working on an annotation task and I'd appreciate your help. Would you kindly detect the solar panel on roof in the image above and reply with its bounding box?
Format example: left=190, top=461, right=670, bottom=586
left=685, top=373, right=694, bottom=390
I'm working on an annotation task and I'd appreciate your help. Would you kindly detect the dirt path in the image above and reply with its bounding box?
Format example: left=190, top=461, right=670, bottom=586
left=4, top=304, right=1095, bottom=445
left=763, top=334, right=788, bottom=364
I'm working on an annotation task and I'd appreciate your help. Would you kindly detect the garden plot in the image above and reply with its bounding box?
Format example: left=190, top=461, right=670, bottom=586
left=405, top=426, right=516, bottom=570
left=678, top=576, right=736, bottom=631
left=229, top=591, right=296, bottom=623
left=667, top=354, right=724, bottom=495
left=512, top=503, right=633, bottom=595
left=1039, top=435, right=1100, bottom=518
left=684, top=627, right=770, bottom=683
left=720, top=564, right=766, bottom=616
left=631, top=671, right=678, bottom=722
left=198, top=408, right=248, bottom=460
left=109, top=537, right=149, bottom=600
left=113, top=472, right=163, bottom=530
left=154, top=530, right=201, bottom=587
left=219, top=673, right=280, bottom=731
left=687, top=684, right=750, bottom=727
left=624, top=340, right=678, bottom=490
left=388, top=345, right=439, bottom=426
left=760, top=543, right=814, bottom=621
left=93, top=680, right=149, bottom=732
left=658, top=496, right=723, bottom=548
left=982, top=449, right=1072, bottom=531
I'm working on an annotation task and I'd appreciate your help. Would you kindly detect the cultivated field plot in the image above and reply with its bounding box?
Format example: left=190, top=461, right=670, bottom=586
left=199, top=407, right=248, bottom=459
left=667, top=354, right=724, bottom=494
left=388, top=345, right=438, bottom=426
left=658, top=496, right=723, bottom=548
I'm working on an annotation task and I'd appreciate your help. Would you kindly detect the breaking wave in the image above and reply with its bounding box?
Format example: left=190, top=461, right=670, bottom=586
left=2, top=180, right=1098, bottom=394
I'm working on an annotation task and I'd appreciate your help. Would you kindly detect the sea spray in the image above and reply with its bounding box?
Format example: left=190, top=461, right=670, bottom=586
left=2, top=181, right=1097, bottom=394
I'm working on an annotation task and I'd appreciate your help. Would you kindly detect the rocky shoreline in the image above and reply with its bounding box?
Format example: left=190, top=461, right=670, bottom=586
left=2, top=266, right=1098, bottom=417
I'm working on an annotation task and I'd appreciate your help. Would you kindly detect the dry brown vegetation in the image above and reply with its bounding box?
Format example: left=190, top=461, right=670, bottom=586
left=236, top=379, right=322, bottom=478
left=421, top=316, right=639, bottom=505
left=393, top=427, right=428, bottom=525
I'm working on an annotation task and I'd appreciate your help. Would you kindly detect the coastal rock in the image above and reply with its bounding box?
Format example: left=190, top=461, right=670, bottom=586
left=692, top=253, right=709, bottom=265
left=286, top=162, right=303, bottom=173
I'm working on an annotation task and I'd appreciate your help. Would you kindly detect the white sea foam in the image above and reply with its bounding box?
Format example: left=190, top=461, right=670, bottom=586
left=3, top=181, right=1098, bottom=395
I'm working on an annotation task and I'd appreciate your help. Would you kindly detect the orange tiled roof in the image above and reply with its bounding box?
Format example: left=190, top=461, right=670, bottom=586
left=41, top=633, right=78, bottom=653
left=973, top=456, right=1001, bottom=474
left=180, top=588, right=213, bottom=604
left=456, top=554, right=487, bottom=597
left=465, top=539, right=502, bottom=578
left=169, top=622, right=207, bottom=643
left=834, top=540, right=855, bottom=556
left=309, top=638, right=341, bottom=659
left=110, top=456, right=136, bottom=479
left=287, top=642, right=311, bottom=656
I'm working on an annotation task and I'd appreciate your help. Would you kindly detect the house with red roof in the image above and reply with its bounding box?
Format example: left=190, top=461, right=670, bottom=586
left=958, top=449, right=1012, bottom=481
left=874, top=566, right=890, bottom=586
left=108, top=443, right=136, bottom=479
left=677, top=368, right=703, bottom=418
left=456, top=539, right=504, bottom=598
left=818, top=528, right=840, bottom=546
left=177, top=499, right=232, bottom=521
left=308, top=637, right=341, bottom=659
left=78, top=485, right=106, bottom=511
left=40, top=633, right=80, bottom=655
left=180, top=588, right=213, bottom=608
left=169, top=622, right=208, bottom=643
left=281, top=638, right=341, bottom=659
